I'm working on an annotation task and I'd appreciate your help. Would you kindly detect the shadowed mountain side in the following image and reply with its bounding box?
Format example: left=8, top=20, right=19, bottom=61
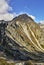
left=0, top=36, right=32, bottom=61
left=0, top=36, right=44, bottom=62
left=5, top=36, right=44, bottom=62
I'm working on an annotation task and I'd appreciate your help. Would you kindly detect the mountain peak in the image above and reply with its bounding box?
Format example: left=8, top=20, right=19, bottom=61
left=12, top=14, right=34, bottom=22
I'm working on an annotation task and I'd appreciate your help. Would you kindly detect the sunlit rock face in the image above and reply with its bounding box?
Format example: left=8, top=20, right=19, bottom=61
left=39, top=23, right=44, bottom=48
left=0, top=14, right=44, bottom=65
left=6, top=14, right=44, bottom=52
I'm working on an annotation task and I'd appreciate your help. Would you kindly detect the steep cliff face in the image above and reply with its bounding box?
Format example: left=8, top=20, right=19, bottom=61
left=6, top=14, right=44, bottom=53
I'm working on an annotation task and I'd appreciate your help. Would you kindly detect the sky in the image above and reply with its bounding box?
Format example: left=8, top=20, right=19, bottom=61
left=0, top=0, right=44, bottom=23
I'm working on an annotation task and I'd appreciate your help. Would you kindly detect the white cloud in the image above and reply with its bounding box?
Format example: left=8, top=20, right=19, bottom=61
left=39, top=20, right=44, bottom=24
left=0, top=0, right=12, bottom=14
left=0, top=0, right=15, bottom=21
left=0, top=13, right=16, bottom=21
left=0, top=0, right=36, bottom=21
left=28, top=14, right=35, bottom=20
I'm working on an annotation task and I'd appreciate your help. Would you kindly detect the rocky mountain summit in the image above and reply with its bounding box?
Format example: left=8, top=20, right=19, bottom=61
left=0, top=14, right=44, bottom=65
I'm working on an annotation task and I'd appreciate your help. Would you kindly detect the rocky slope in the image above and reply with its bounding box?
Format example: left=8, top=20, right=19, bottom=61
left=39, top=23, right=44, bottom=48
left=6, top=14, right=44, bottom=52
left=0, top=14, right=44, bottom=65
